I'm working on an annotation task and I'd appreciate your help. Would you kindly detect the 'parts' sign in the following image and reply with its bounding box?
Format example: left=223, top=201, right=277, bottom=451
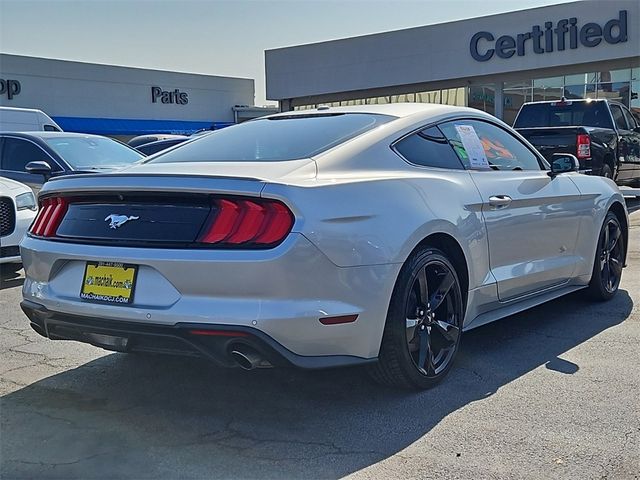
left=470, top=10, right=628, bottom=62
left=0, top=79, right=21, bottom=100
left=151, top=86, right=189, bottom=105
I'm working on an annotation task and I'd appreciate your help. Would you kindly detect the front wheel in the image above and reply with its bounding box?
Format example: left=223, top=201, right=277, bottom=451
left=369, top=247, right=464, bottom=390
left=587, top=211, right=625, bottom=301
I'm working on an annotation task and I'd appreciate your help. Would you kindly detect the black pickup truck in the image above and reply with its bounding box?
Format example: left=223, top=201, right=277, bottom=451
left=513, top=99, right=640, bottom=185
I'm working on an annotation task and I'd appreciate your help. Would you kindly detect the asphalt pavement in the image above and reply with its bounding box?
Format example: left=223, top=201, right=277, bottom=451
left=1, top=199, right=639, bottom=480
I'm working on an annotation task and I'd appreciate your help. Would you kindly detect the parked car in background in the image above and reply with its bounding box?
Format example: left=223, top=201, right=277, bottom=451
left=135, top=136, right=189, bottom=156
left=514, top=98, right=640, bottom=185
left=0, top=132, right=145, bottom=193
left=0, top=176, right=37, bottom=265
left=0, top=106, right=62, bottom=132
left=20, top=104, right=628, bottom=390
left=127, top=134, right=187, bottom=149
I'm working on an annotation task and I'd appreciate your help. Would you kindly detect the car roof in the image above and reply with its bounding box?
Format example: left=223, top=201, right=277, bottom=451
left=0, top=131, right=107, bottom=139
left=263, top=103, right=483, bottom=119
left=0, top=106, right=47, bottom=114
left=521, top=98, right=608, bottom=105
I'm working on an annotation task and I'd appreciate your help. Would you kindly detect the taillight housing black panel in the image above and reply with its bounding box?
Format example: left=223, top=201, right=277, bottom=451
left=29, top=193, right=295, bottom=249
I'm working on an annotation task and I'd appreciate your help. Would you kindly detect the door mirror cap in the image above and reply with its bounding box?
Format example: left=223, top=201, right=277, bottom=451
left=548, top=153, right=580, bottom=177
left=24, top=160, right=51, bottom=175
left=25, top=161, right=52, bottom=179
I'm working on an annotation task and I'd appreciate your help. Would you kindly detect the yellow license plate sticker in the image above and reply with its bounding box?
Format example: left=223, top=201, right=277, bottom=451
left=80, top=262, right=138, bottom=305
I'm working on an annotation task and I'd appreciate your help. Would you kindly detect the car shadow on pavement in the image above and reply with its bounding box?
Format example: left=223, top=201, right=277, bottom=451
left=0, top=289, right=634, bottom=479
left=0, top=265, right=24, bottom=290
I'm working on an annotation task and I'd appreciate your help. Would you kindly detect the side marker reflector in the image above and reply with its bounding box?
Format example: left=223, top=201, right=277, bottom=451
left=319, top=314, right=358, bottom=325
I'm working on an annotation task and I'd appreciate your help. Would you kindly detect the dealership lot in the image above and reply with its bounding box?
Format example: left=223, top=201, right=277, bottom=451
left=0, top=200, right=638, bottom=479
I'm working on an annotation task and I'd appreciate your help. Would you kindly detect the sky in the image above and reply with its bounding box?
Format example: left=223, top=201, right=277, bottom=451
left=0, top=0, right=576, bottom=105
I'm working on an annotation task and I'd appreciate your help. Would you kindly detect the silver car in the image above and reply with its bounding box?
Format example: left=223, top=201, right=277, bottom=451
left=20, top=104, right=629, bottom=390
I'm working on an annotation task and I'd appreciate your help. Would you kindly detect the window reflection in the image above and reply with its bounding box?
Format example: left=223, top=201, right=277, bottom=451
left=293, top=68, right=637, bottom=117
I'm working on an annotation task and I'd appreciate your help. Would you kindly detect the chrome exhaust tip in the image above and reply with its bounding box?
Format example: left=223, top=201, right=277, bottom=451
left=229, top=345, right=272, bottom=370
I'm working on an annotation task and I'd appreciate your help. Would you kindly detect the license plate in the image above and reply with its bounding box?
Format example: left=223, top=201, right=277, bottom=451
left=80, top=261, right=138, bottom=305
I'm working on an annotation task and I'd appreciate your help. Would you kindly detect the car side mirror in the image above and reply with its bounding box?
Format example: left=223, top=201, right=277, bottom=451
left=25, top=161, right=53, bottom=180
left=548, top=153, right=579, bottom=178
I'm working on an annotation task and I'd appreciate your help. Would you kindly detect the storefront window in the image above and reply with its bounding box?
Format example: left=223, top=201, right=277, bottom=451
left=596, top=82, right=631, bottom=105
left=565, top=73, right=598, bottom=85
left=468, top=86, right=495, bottom=115
left=503, top=89, right=532, bottom=125
left=564, top=84, right=596, bottom=99
left=416, top=90, right=441, bottom=104
left=292, top=68, right=637, bottom=117
left=532, top=76, right=563, bottom=102
left=441, top=88, right=465, bottom=106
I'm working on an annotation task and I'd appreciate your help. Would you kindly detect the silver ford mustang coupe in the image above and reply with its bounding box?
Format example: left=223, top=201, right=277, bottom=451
left=20, top=104, right=628, bottom=390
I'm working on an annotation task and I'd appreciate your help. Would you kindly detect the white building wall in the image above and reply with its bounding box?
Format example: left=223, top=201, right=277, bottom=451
left=0, top=54, right=254, bottom=124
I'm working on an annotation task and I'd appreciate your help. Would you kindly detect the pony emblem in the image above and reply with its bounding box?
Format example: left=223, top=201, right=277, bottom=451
left=105, top=214, right=140, bottom=229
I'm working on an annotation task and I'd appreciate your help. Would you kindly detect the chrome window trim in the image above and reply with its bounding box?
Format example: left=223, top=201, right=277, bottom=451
left=390, top=115, right=547, bottom=171
left=0, top=135, right=67, bottom=172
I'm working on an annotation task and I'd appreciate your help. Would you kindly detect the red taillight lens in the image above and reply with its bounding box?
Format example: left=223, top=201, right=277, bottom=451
left=576, top=134, right=591, bottom=159
left=198, top=197, right=294, bottom=247
left=30, top=197, right=69, bottom=237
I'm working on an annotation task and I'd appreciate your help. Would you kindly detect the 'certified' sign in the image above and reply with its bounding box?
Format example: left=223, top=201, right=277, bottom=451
left=470, top=10, right=628, bottom=62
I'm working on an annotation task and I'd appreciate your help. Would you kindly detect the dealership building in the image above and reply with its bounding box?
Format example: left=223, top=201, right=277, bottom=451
left=0, top=54, right=261, bottom=137
left=266, top=0, right=640, bottom=125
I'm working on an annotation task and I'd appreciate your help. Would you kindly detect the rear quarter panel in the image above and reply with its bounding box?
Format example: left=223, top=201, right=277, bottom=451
left=262, top=165, right=493, bottom=293
left=567, top=174, right=628, bottom=280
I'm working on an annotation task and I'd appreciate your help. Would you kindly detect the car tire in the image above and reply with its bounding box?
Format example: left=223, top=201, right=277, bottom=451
left=369, top=247, right=464, bottom=390
left=601, top=163, right=613, bottom=179
left=587, top=211, right=625, bottom=301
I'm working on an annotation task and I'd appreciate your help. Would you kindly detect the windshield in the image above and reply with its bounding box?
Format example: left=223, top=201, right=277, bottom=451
left=44, top=136, right=144, bottom=169
left=514, top=101, right=614, bottom=129
left=149, top=113, right=394, bottom=163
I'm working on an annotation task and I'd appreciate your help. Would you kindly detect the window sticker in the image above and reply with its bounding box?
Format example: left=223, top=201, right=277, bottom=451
left=454, top=124, right=490, bottom=169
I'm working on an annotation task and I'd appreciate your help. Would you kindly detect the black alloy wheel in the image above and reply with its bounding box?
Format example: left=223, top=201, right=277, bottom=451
left=588, top=211, right=625, bottom=301
left=370, top=247, right=464, bottom=389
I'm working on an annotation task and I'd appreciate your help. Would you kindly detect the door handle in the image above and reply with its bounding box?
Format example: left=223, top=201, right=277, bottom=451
left=488, top=195, right=512, bottom=209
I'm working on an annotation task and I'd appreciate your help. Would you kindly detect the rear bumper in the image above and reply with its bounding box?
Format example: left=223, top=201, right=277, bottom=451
left=21, top=300, right=375, bottom=369
left=20, top=233, right=400, bottom=360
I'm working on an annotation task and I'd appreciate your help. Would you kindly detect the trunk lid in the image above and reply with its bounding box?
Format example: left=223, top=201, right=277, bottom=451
left=34, top=160, right=309, bottom=248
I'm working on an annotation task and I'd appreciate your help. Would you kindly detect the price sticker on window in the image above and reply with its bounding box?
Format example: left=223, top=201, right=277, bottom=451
left=454, top=124, right=490, bottom=169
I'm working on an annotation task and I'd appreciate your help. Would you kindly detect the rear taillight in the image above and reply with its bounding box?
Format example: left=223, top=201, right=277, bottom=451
left=198, top=197, right=294, bottom=247
left=576, top=134, right=591, bottom=159
left=30, top=197, right=69, bottom=237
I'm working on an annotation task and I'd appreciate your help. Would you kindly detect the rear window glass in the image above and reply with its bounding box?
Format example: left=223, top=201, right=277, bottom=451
left=149, top=113, right=394, bottom=163
left=514, top=102, right=613, bottom=129
left=44, top=136, right=144, bottom=169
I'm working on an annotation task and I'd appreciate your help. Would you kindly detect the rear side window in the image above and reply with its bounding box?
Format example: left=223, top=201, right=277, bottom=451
left=43, top=124, right=61, bottom=132
left=1, top=138, right=51, bottom=172
left=610, top=105, right=628, bottom=130
left=439, top=120, right=542, bottom=171
left=514, top=102, right=614, bottom=129
left=150, top=113, right=394, bottom=163
left=394, top=126, right=464, bottom=169
left=622, top=106, right=637, bottom=130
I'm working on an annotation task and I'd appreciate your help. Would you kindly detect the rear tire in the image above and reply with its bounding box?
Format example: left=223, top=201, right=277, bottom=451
left=369, top=247, right=464, bottom=390
left=587, top=211, right=625, bottom=301
left=600, top=163, right=613, bottom=179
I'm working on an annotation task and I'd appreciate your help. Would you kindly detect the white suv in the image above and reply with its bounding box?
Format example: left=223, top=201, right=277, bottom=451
left=1, top=177, right=37, bottom=264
